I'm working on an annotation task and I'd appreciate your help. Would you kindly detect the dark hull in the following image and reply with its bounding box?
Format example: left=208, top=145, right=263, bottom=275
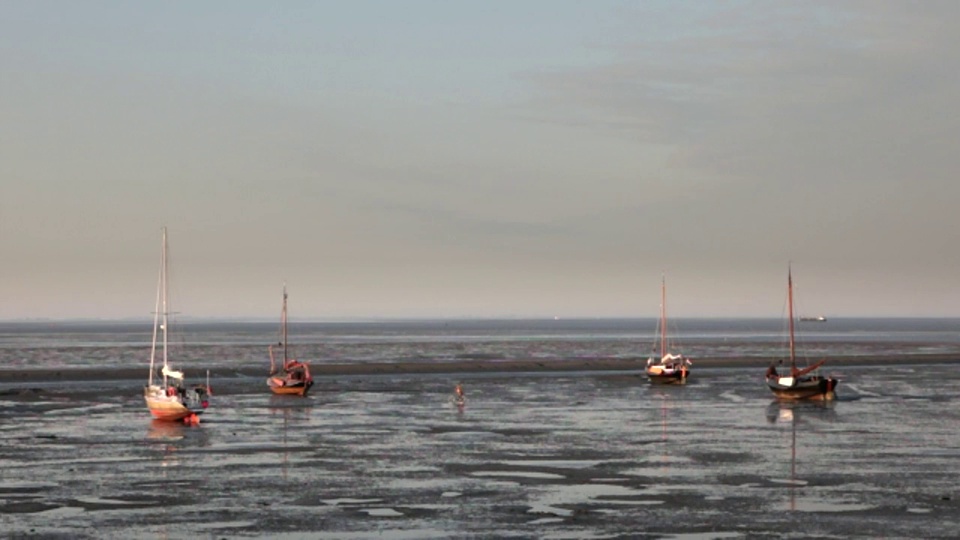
left=767, top=376, right=837, bottom=401
left=647, top=370, right=688, bottom=385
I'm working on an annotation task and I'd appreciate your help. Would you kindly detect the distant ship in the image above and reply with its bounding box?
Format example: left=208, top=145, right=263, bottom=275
left=800, top=315, right=827, bottom=322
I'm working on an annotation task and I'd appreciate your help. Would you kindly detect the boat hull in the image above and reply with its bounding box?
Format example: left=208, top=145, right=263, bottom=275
left=145, top=397, right=205, bottom=421
left=766, top=376, right=838, bottom=401
left=646, top=370, right=688, bottom=384
left=145, top=402, right=202, bottom=421
left=646, top=363, right=690, bottom=384
left=268, top=377, right=313, bottom=397
left=145, top=385, right=207, bottom=422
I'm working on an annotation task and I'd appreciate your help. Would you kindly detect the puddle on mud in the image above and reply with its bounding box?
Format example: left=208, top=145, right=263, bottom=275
left=784, top=499, right=875, bottom=512
left=359, top=507, right=404, bottom=517
left=470, top=470, right=566, bottom=480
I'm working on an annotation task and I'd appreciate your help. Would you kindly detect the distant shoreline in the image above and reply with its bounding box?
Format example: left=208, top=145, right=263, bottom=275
left=3, top=315, right=960, bottom=325
left=2, top=354, right=959, bottom=386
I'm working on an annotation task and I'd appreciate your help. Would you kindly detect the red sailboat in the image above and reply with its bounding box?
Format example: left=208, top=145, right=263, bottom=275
left=267, top=284, right=314, bottom=396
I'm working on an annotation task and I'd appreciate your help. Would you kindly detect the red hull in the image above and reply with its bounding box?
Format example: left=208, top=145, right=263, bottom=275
left=268, top=377, right=313, bottom=397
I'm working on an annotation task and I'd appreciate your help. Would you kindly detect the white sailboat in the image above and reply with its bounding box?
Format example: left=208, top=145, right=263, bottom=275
left=645, top=275, right=691, bottom=384
left=143, top=227, right=210, bottom=424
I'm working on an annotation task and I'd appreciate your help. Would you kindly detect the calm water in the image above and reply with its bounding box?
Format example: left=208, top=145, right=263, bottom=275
left=2, top=318, right=960, bottom=371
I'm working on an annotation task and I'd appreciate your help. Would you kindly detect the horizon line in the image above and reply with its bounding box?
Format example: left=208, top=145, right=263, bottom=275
left=2, top=315, right=960, bottom=324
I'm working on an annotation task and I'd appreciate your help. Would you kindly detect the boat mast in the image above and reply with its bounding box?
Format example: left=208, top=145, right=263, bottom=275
left=282, top=282, right=288, bottom=366
left=161, top=227, right=169, bottom=383
left=148, top=229, right=164, bottom=387
left=787, top=265, right=796, bottom=372
left=660, top=275, right=667, bottom=359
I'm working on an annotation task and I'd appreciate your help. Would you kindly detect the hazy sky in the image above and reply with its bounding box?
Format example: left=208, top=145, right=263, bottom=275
left=2, top=1, right=959, bottom=320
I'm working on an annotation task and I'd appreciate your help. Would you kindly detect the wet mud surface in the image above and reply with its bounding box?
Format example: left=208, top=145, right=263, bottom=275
left=2, top=364, right=959, bottom=539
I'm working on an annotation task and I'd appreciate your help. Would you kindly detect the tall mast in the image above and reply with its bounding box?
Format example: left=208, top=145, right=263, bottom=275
left=660, top=275, right=667, bottom=359
left=161, top=227, right=169, bottom=376
left=282, top=282, right=288, bottom=366
left=787, top=265, right=796, bottom=371
left=148, top=229, right=163, bottom=387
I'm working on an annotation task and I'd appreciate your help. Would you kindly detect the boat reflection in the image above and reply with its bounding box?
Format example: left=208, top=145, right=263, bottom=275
left=765, top=400, right=836, bottom=425
left=268, top=394, right=314, bottom=415
left=145, top=419, right=210, bottom=468
left=146, top=419, right=187, bottom=442
left=650, top=387, right=683, bottom=472
left=145, top=420, right=204, bottom=469
left=765, top=400, right=836, bottom=511
left=268, top=395, right=312, bottom=481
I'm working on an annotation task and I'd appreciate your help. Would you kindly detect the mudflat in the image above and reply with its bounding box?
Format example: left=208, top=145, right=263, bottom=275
left=3, top=351, right=959, bottom=385
left=1, top=362, right=958, bottom=539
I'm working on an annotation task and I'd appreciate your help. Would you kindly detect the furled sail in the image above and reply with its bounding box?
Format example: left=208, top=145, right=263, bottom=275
left=162, top=366, right=184, bottom=380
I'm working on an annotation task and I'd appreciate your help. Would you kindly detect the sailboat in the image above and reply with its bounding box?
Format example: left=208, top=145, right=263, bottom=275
left=765, top=267, right=838, bottom=400
left=267, top=284, right=314, bottom=396
left=645, top=275, right=692, bottom=384
left=143, top=227, right=210, bottom=424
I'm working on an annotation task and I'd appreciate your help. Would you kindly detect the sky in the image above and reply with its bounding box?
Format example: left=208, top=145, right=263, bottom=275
left=2, top=1, right=959, bottom=320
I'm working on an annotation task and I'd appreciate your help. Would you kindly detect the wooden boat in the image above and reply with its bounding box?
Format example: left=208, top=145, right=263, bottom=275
left=765, top=267, right=838, bottom=400
left=645, top=275, right=691, bottom=384
left=143, top=227, right=210, bottom=424
left=267, top=284, right=314, bottom=396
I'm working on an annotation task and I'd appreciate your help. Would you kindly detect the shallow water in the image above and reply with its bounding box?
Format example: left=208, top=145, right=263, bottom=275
left=1, top=363, right=959, bottom=539
left=4, top=318, right=960, bottom=370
